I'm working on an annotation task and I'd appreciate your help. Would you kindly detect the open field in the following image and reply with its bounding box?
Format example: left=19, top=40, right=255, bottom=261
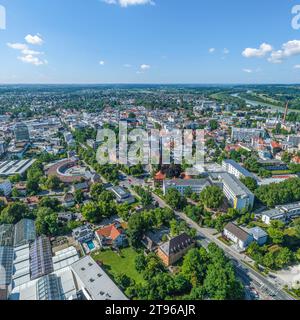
left=91, top=247, right=144, bottom=284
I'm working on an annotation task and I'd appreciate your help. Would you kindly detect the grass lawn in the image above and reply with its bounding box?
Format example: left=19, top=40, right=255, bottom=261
left=218, top=236, right=231, bottom=246
left=271, top=170, right=293, bottom=175
left=91, top=247, right=144, bottom=284
left=253, top=221, right=268, bottom=229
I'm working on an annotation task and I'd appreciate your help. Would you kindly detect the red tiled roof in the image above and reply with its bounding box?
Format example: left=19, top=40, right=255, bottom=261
left=25, top=196, right=39, bottom=204
left=225, top=145, right=240, bottom=152
left=271, top=141, right=282, bottom=149
left=96, top=224, right=122, bottom=241
left=292, top=156, right=300, bottom=164
left=154, top=171, right=166, bottom=181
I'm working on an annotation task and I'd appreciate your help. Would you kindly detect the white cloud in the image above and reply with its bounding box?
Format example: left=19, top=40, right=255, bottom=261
left=208, top=48, right=215, bottom=53
left=22, top=49, right=43, bottom=55
left=99, top=60, right=105, bottom=65
left=223, top=48, right=230, bottom=54
left=18, top=54, right=47, bottom=66
left=7, top=35, right=47, bottom=66
left=294, top=64, right=300, bottom=69
left=242, top=43, right=272, bottom=58
left=25, top=34, right=43, bottom=45
left=7, top=43, right=28, bottom=50
left=140, top=64, right=151, bottom=70
left=268, top=40, right=300, bottom=64
left=103, top=0, right=155, bottom=7
left=243, top=68, right=253, bottom=73
left=123, top=64, right=132, bottom=67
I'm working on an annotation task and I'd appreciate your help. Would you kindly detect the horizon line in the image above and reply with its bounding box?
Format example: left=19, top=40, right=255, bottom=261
left=1, top=82, right=300, bottom=86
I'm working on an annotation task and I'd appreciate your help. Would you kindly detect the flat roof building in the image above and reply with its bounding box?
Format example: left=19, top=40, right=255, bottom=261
left=71, top=255, right=127, bottom=300
left=109, top=186, right=135, bottom=204
left=247, top=227, right=268, bottom=246
left=163, top=178, right=211, bottom=196
left=231, top=128, right=266, bottom=143
left=261, top=201, right=300, bottom=225
left=210, top=172, right=254, bottom=210
left=222, top=159, right=256, bottom=180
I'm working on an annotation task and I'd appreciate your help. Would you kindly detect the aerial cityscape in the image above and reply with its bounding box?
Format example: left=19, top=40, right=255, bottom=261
left=1, top=0, right=300, bottom=305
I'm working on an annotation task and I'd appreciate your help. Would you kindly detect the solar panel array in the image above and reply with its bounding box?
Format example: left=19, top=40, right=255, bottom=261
left=30, top=236, right=54, bottom=280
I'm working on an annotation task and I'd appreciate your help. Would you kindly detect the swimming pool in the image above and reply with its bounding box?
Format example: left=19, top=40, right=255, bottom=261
left=86, top=240, right=95, bottom=250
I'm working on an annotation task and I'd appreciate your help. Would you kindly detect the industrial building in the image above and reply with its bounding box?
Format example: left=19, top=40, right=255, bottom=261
left=0, top=159, right=36, bottom=177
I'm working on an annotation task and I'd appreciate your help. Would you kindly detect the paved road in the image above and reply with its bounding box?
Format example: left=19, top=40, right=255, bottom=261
left=120, top=174, right=294, bottom=301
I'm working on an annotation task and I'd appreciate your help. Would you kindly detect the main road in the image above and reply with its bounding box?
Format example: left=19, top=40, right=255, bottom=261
left=120, top=174, right=295, bottom=301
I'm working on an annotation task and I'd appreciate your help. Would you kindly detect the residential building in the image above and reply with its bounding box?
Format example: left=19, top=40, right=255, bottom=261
left=95, top=222, right=127, bottom=248
left=223, top=222, right=254, bottom=250
left=222, top=159, right=255, bottom=180
left=72, top=225, right=94, bottom=243
left=163, top=178, right=211, bottom=196
left=62, top=193, right=75, bottom=208
left=157, top=233, right=194, bottom=266
left=231, top=128, right=266, bottom=143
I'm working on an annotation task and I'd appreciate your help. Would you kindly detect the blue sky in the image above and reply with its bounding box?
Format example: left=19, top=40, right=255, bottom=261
left=1, top=0, right=300, bottom=83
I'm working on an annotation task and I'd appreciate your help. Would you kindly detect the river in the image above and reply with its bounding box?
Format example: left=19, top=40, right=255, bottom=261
left=231, top=93, right=300, bottom=114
